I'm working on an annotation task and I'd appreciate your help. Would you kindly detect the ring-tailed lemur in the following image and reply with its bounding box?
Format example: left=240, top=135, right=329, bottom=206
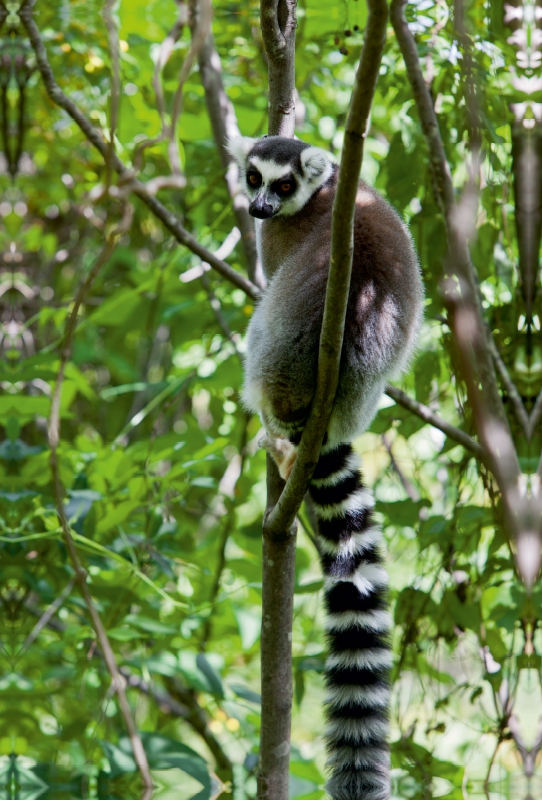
left=229, top=135, right=423, bottom=800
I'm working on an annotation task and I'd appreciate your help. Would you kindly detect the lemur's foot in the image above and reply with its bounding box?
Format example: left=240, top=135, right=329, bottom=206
left=259, top=435, right=298, bottom=481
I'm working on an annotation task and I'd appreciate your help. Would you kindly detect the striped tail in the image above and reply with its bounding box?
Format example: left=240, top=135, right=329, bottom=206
left=308, top=443, right=392, bottom=800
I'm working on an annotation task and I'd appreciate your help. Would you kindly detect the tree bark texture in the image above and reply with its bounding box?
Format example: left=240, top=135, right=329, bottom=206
left=260, top=0, right=297, bottom=138
left=258, top=457, right=297, bottom=800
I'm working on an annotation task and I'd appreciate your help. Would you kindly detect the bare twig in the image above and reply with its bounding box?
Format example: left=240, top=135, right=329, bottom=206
left=385, top=384, right=486, bottom=460
left=19, top=578, right=75, bottom=653
left=200, top=271, right=238, bottom=348
left=169, top=0, right=212, bottom=176
left=24, top=599, right=232, bottom=782
left=489, top=339, right=530, bottom=438
left=20, top=0, right=260, bottom=301
left=199, top=420, right=249, bottom=648
left=132, top=1, right=186, bottom=171
left=382, top=433, right=421, bottom=501
left=482, top=737, right=503, bottom=797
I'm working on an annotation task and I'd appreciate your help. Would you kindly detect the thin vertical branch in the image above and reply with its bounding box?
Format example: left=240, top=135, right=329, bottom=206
left=190, top=0, right=262, bottom=285
left=257, top=1, right=298, bottom=795
left=489, top=339, right=530, bottom=438
left=511, top=121, right=542, bottom=324
left=382, top=434, right=421, bottom=501
left=132, top=0, right=187, bottom=173
left=102, top=0, right=121, bottom=187
left=260, top=0, right=297, bottom=137
left=258, top=460, right=295, bottom=800
left=169, top=0, right=212, bottom=176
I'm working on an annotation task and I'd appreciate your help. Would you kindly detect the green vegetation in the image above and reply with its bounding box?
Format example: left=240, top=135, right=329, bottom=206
left=1, top=0, right=540, bottom=798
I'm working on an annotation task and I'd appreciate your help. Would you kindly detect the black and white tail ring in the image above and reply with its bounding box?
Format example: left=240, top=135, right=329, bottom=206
left=309, top=443, right=391, bottom=800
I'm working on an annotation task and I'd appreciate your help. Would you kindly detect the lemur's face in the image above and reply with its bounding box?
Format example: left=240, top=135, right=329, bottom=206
left=228, top=136, right=334, bottom=219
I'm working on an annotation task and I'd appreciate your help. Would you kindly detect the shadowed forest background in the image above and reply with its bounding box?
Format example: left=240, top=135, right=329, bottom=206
left=1, top=0, right=542, bottom=798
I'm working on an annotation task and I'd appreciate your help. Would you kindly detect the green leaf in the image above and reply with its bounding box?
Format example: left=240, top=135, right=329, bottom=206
left=234, top=607, right=261, bottom=650
left=195, top=653, right=225, bottom=699
left=124, top=615, right=179, bottom=635
left=230, top=683, right=261, bottom=705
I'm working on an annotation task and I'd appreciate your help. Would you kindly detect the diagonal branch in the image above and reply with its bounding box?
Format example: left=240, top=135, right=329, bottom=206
left=102, top=0, right=121, bottom=186
left=19, top=0, right=260, bottom=301
left=382, top=433, right=420, bottom=501
left=385, top=384, right=486, bottom=460
left=489, top=340, right=530, bottom=438
left=19, top=578, right=75, bottom=653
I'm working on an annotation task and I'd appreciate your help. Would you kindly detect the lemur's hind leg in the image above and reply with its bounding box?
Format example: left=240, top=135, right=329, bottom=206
left=259, top=388, right=312, bottom=481
left=259, top=435, right=298, bottom=481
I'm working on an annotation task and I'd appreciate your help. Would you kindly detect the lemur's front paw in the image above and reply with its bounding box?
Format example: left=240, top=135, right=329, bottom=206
left=259, top=435, right=298, bottom=481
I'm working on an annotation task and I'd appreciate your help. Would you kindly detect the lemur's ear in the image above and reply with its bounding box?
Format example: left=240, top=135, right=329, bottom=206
left=227, top=137, right=257, bottom=165
left=300, top=147, right=330, bottom=180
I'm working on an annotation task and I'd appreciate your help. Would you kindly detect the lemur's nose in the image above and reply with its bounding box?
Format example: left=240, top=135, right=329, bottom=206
left=249, top=196, right=275, bottom=219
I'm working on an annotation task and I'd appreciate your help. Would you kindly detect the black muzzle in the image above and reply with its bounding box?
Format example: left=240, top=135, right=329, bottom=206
left=249, top=197, right=275, bottom=219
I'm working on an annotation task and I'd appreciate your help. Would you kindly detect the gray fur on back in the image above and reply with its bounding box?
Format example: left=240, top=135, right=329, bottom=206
left=229, top=136, right=424, bottom=446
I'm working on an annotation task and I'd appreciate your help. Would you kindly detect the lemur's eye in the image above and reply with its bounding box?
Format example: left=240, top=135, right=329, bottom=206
left=272, top=177, right=296, bottom=195
left=248, top=172, right=261, bottom=187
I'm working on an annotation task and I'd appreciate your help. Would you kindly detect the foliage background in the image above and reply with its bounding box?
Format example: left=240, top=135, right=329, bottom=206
left=1, top=0, right=540, bottom=798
